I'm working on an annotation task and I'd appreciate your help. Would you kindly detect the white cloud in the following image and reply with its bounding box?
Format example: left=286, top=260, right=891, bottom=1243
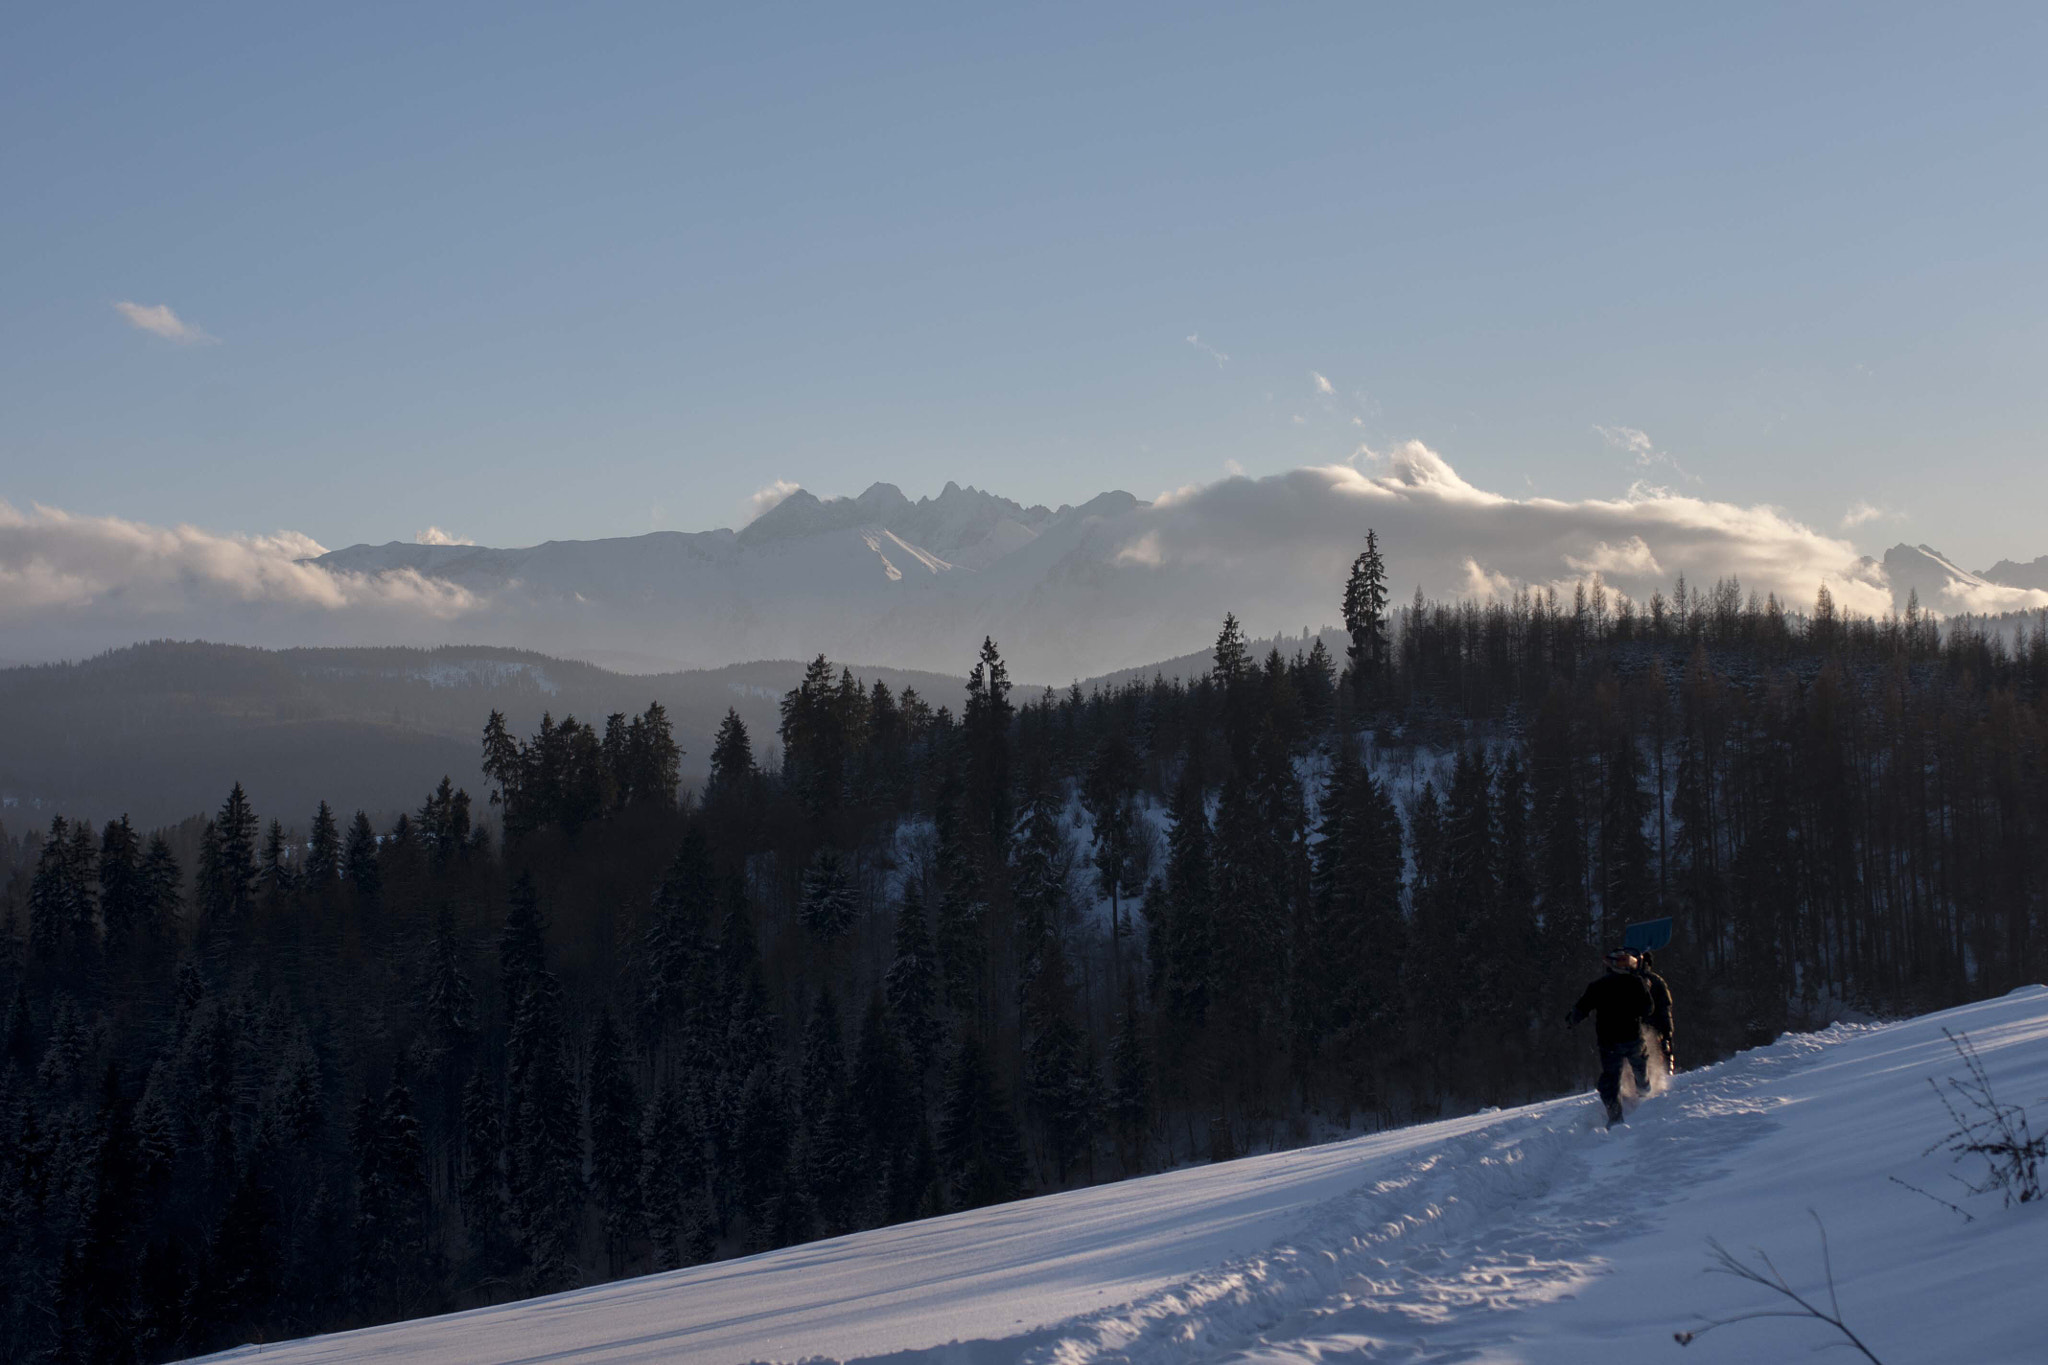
left=415, top=526, right=474, bottom=546
left=0, top=501, right=477, bottom=636
left=1223, top=459, right=1246, bottom=477
left=1841, top=500, right=1900, bottom=529
left=1311, top=371, right=1334, bottom=395
left=743, top=479, right=802, bottom=524
left=113, top=300, right=216, bottom=345
left=1596, top=424, right=1698, bottom=485
left=1185, top=333, right=1230, bottom=367
left=1113, top=441, right=1909, bottom=622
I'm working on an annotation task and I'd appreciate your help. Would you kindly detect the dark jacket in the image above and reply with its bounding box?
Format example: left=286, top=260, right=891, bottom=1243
left=1569, top=970, right=1654, bottom=1048
left=1637, top=968, right=1674, bottom=1042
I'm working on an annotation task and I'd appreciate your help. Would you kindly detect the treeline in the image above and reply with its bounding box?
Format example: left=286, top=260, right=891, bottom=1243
left=2, top=563, right=2045, bottom=1362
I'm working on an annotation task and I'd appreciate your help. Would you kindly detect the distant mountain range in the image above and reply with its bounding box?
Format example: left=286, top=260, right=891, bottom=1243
left=12, top=455, right=2042, bottom=683
left=1874, top=544, right=2048, bottom=615
left=312, top=481, right=1165, bottom=680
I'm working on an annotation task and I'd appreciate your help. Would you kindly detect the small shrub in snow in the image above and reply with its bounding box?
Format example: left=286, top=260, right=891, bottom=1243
left=1894, top=1028, right=2044, bottom=1219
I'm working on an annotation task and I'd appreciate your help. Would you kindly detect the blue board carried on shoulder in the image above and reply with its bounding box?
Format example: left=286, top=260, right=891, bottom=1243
left=1623, top=917, right=1673, bottom=954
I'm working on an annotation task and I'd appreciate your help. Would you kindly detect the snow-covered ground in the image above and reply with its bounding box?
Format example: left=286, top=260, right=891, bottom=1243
left=194, top=987, right=2048, bottom=1365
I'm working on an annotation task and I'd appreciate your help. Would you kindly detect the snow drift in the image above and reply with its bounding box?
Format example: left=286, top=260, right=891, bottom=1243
left=187, top=986, right=2048, bottom=1365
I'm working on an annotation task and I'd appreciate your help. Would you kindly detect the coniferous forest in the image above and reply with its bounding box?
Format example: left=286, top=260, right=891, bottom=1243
left=3, top=545, right=2046, bottom=1363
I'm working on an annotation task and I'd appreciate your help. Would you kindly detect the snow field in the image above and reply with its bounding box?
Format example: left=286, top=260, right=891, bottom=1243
left=191, top=987, right=2048, bottom=1365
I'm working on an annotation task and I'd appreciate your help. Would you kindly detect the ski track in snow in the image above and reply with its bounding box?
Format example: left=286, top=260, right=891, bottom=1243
left=190, top=989, right=2048, bottom=1365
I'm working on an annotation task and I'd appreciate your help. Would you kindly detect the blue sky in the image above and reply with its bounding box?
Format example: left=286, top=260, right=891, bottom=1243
left=4, top=3, right=2044, bottom=567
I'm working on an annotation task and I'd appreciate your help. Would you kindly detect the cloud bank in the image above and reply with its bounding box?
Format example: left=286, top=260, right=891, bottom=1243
left=1114, top=443, right=1902, bottom=624
left=113, top=301, right=216, bottom=345
left=3, top=446, right=2040, bottom=674
left=0, top=501, right=475, bottom=658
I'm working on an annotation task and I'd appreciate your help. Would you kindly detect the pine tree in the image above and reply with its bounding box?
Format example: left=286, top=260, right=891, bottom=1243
left=936, top=1035, right=1027, bottom=1210
left=885, top=887, right=943, bottom=1090
left=343, top=810, right=381, bottom=904
left=1155, top=763, right=1215, bottom=1027
left=29, top=815, right=94, bottom=969
left=798, top=849, right=859, bottom=942
left=139, top=833, right=182, bottom=945
left=1106, top=987, right=1152, bottom=1174
left=851, top=991, right=914, bottom=1219
left=705, top=708, right=755, bottom=807
left=1081, top=734, right=1141, bottom=968
left=1212, top=613, right=1250, bottom=687
left=639, top=833, right=715, bottom=1063
left=962, top=637, right=1015, bottom=862
left=641, top=1076, right=710, bottom=1270
left=259, top=818, right=294, bottom=902
left=352, top=1081, right=436, bottom=1319
left=305, top=801, right=341, bottom=885
left=203, top=783, right=260, bottom=937
left=585, top=1011, right=644, bottom=1275
left=499, top=878, right=582, bottom=1290
left=797, top=991, right=861, bottom=1235
left=1342, top=528, right=1390, bottom=686
left=729, top=1062, right=794, bottom=1249
left=98, top=815, right=143, bottom=957
left=932, top=774, right=987, bottom=1022
left=458, top=1072, right=514, bottom=1281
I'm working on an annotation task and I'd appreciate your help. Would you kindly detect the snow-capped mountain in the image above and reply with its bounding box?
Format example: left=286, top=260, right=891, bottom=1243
left=184, top=988, right=2048, bottom=1364
left=1979, top=553, right=2048, bottom=593
left=310, top=482, right=1172, bottom=679
left=1877, top=542, right=2048, bottom=616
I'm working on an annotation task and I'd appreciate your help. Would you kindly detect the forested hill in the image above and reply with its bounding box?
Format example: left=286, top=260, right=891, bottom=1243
left=0, top=629, right=1334, bottom=832
left=0, top=642, right=974, bottom=830
left=1, top=581, right=2044, bottom=1363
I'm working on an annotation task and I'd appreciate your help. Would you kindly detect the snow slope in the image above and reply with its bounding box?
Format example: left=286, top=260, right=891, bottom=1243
left=192, top=988, right=2048, bottom=1365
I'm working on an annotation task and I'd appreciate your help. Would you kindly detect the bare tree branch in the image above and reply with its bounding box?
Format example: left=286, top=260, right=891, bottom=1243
left=1673, top=1212, right=1885, bottom=1364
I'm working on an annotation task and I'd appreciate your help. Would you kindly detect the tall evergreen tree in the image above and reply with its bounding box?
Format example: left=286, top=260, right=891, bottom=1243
left=585, top=1011, right=643, bottom=1275
left=305, top=801, right=341, bottom=885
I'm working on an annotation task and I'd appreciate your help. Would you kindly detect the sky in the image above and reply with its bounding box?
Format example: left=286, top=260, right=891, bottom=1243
left=4, top=3, right=2045, bottom=571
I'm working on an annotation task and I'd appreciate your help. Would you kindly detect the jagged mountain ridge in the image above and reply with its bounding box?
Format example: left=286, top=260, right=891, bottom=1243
left=1879, top=542, right=2048, bottom=615
left=1979, top=553, right=2048, bottom=592
left=310, top=482, right=1164, bottom=678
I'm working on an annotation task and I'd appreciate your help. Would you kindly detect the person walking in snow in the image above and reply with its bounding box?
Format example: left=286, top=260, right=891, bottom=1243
left=1566, top=949, right=1655, bottom=1127
left=1634, top=950, right=1676, bottom=1074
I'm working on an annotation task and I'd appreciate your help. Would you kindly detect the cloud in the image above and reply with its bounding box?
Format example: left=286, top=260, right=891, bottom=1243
left=743, top=479, right=802, bottom=525
left=1841, top=500, right=1900, bottom=529
left=1311, top=371, right=1334, bottom=396
left=414, top=526, right=474, bottom=546
left=113, top=301, right=216, bottom=345
left=1110, top=441, right=1906, bottom=624
left=1185, top=333, right=1230, bottom=367
left=1223, top=459, right=1246, bottom=477
left=0, top=500, right=478, bottom=657
left=1596, top=424, right=1698, bottom=485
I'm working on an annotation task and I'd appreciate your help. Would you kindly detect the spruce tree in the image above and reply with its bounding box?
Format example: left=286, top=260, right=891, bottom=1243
left=98, top=815, right=143, bottom=957
left=641, top=1076, right=710, bottom=1270
left=457, top=1072, right=514, bottom=1282
left=962, top=637, right=1015, bottom=862
left=798, top=850, right=859, bottom=942
left=884, top=887, right=942, bottom=1091
left=585, top=1011, right=644, bottom=1275
left=305, top=801, right=341, bottom=885
left=1342, top=528, right=1389, bottom=685
left=937, top=1035, right=1027, bottom=1210
left=343, top=811, right=381, bottom=904
left=851, top=991, right=913, bottom=1218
